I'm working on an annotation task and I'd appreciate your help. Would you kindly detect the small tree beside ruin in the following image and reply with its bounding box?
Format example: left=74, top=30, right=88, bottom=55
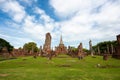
left=23, top=42, right=39, bottom=53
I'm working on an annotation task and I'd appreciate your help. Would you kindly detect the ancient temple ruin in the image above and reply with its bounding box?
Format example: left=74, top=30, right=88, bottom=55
left=55, top=35, right=67, bottom=54
left=78, top=43, right=84, bottom=59
left=112, top=34, right=120, bottom=59
left=43, top=33, right=52, bottom=54
left=1, top=47, right=9, bottom=59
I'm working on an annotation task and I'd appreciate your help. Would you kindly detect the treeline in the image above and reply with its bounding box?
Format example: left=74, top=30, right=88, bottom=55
left=69, top=46, right=89, bottom=53
left=0, top=38, right=118, bottom=55
left=92, top=40, right=118, bottom=55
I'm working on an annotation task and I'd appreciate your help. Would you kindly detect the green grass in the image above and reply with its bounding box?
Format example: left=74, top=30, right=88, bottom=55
left=0, top=55, right=120, bottom=80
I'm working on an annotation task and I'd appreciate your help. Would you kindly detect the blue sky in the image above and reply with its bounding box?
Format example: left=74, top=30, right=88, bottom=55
left=0, top=0, right=120, bottom=49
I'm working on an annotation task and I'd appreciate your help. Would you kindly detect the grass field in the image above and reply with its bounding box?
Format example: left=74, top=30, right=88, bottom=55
left=0, top=55, right=120, bottom=80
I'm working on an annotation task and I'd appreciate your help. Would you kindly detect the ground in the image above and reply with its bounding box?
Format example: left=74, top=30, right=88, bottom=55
left=0, top=55, right=120, bottom=80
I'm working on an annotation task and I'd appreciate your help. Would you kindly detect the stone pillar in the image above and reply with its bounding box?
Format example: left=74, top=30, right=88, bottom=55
left=78, top=43, right=83, bottom=59
left=89, top=40, right=94, bottom=56
left=23, top=48, right=26, bottom=55
left=103, top=54, right=108, bottom=60
left=113, top=34, right=120, bottom=59
left=68, top=46, right=71, bottom=54
left=31, top=46, right=34, bottom=55
left=39, top=46, right=42, bottom=56
left=111, top=44, right=114, bottom=54
left=117, top=34, right=120, bottom=45
left=97, top=46, right=100, bottom=55
left=107, top=45, right=110, bottom=54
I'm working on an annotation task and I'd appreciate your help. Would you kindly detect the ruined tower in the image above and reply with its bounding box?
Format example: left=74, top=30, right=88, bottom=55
left=43, top=33, right=51, bottom=52
left=78, top=43, right=83, bottom=58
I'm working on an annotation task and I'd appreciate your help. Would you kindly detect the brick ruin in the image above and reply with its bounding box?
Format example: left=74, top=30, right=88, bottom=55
left=0, top=47, right=9, bottom=59
left=67, top=43, right=86, bottom=58
left=43, top=32, right=52, bottom=55
left=112, top=34, right=120, bottom=59
left=55, top=35, right=67, bottom=55
left=8, top=32, right=85, bottom=58
left=0, top=47, right=16, bottom=59
left=1, top=33, right=119, bottom=60
left=78, top=43, right=84, bottom=59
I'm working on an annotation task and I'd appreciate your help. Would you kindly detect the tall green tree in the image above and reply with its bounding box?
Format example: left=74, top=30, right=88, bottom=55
left=23, top=42, right=39, bottom=53
left=0, top=38, right=13, bottom=52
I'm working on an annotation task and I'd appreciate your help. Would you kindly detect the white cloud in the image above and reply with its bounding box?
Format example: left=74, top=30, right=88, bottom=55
left=0, top=0, right=26, bottom=22
left=0, top=0, right=56, bottom=48
left=0, top=33, right=33, bottom=48
left=0, top=0, right=120, bottom=49
left=50, top=0, right=108, bottom=18
left=35, top=7, right=54, bottom=23
left=19, top=0, right=37, bottom=6
left=94, top=1, right=120, bottom=24
left=21, top=7, right=64, bottom=47
left=50, top=0, right=120, bottom=45
left=22, top=15, right=45, bottom=39
left=22, top=7, right=58, bottom=41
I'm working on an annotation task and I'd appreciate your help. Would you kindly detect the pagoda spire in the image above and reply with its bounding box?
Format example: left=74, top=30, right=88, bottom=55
left=60, top=35, right=63, bottom=44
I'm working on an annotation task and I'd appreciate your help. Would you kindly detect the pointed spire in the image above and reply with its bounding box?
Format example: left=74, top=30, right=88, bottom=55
left=60, top=35, right=63, bottom=44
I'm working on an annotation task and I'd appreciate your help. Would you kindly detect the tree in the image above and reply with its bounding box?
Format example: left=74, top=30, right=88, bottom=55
left=23, top=42, right=39, bottom=53
left=92, top=40, right=118, bottom=54
left=70, top=47, right=78, bottom=52
left=83, top=48, right=89, bottom=53
left=0, top=38, right=13, bottom=53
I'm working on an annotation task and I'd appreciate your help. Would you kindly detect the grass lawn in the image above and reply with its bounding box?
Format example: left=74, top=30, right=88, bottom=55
left=0, top=55, right=120, bottom=80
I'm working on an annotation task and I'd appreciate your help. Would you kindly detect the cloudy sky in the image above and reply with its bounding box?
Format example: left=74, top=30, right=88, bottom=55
left=0, top=0, right=120, bottom=49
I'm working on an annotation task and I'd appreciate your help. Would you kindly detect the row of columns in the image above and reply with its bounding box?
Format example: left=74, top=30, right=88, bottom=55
left=89, top=40, right=115, bottom=55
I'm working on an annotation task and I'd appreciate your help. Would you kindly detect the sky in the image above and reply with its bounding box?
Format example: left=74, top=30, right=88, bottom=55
left=0, top=0, right=120, bottom=49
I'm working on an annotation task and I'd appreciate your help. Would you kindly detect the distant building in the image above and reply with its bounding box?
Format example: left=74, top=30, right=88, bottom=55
left=55, top=35, right=67, bottom=54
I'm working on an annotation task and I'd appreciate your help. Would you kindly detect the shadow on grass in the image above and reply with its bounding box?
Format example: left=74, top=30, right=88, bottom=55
left=56, top=64, right=71, bottom=67
left=0, top=57, right=17, bottom=61
left=98, top=65, right=120, bottom=68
